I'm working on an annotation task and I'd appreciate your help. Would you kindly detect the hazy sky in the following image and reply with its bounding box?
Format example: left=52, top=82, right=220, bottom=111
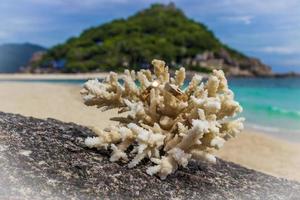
left=1, top=0, right=300, bottom=72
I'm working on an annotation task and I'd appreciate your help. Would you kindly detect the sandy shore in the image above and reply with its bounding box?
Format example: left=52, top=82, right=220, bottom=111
left=0, top=82, right=299, bottom=181
left=0, top=71, right=209, bottom=80
left=0, top=73, right=110, bottom=80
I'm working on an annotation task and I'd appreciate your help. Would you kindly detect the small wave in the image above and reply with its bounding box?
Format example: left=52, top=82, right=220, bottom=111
left=242, top=103, right=300, bottom=119
left=246, top=123, right=300, bottom=135
left=246, top=123, right=281, bottom=133
left=269, top=106, right=300, bottom=117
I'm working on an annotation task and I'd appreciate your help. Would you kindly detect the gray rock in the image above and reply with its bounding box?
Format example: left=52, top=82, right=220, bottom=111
left=0, top=111, right=299, bottom=200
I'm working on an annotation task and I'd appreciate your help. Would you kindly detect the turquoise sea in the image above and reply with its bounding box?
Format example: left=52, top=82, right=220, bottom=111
left=2, top=77, right=300, bottom=141
left=229, top=78, right=300, bottom=141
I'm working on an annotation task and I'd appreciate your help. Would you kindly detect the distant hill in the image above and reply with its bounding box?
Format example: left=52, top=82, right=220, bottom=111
left=35, top=3, right=272, bottom=76
left=0, top=43, right=46, bottom=73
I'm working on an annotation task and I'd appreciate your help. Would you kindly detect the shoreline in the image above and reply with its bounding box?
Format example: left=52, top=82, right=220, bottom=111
left=244, top=124, right=300, bottom=144
left=0, top=72, right=299, bottom=81
left=0, top=72, right=207, bottom=80
left=0, top=73, right=110, bottom=80
left=1, top=79, right=299, bottom=144
left=0, top=82, right=299, bottom=181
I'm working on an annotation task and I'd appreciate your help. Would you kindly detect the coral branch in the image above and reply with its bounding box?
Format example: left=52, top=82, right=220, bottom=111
left=81, top=59, right=244, bottom=179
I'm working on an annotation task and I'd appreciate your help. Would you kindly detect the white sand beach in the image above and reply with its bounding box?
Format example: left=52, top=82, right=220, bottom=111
left=0, top=71, right=209, bottom=81
left=0, top=73, right=110, bottom=80
left=0, top=82, right=299, bottom=181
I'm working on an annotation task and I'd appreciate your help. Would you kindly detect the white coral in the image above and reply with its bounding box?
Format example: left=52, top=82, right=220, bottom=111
left=82, top=59, right=244, bottom=179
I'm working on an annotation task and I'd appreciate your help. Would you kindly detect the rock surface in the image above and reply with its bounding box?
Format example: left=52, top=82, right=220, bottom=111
left=0, top=111, right=299, bottom=200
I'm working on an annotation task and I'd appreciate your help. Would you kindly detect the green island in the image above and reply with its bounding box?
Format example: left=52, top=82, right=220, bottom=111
left=32, top=3, right=272, bottom=76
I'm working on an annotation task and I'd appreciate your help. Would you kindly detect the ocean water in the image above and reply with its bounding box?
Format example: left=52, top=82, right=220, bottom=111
left=2, top=77, right=300, bottom=141
left=229, top=78, right=300, bottom=141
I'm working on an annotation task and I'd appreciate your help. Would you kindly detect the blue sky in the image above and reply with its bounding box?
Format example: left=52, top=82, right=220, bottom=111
left=1, top=0, right=300, bottom=72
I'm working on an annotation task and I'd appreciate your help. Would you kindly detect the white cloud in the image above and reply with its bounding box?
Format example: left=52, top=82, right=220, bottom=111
left=261, top=46, right=299, bottom=55
left=0, top=18, right=36, bottom=39
left=221, top=15, right=253, bottom=25
left=219, top=0, right=300, bottom=15
left=0, top=31, right=9, bottom=38
left=27, top=0, right=131, bottom=8
left=277, top=59, right=300, bottom=67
